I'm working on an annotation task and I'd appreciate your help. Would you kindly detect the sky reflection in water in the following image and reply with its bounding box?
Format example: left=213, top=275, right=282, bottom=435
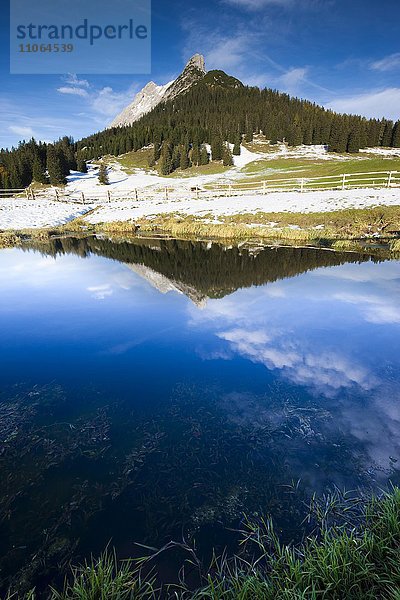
left=1, top=246, right=400, bottom=482
left=0, top=241, right=400, bottom=590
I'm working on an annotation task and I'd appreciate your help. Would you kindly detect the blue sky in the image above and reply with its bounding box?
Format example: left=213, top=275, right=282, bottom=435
left=1, top=0, right=399, bottom=149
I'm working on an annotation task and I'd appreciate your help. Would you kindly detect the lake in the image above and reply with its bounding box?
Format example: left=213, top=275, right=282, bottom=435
left=1, top=236, right=400, bottom=594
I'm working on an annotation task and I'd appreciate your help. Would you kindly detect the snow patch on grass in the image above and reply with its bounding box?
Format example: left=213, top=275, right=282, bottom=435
left=0, top=199, right=93, bottom=230
left=85, top=187, right=400, bottom=225
left=359, top=147, right=400, bottom=157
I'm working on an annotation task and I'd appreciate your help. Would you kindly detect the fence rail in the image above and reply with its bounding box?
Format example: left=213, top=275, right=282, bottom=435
left=0, top=188, right=29, bottom=198
left=1, top=170, right=399, bottom=204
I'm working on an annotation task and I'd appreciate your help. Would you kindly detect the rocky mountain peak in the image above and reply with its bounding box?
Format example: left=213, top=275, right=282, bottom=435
left=108, top=54, right=207, bottom=128
left=184, top=53, right=206, bottom=73
left=141, top=81, right=158, bottom=93
left=162, top=54, right=207, bottom=102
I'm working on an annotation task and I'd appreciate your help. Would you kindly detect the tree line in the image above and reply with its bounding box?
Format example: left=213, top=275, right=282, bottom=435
left=0, top=136, right=88, bottom=189
left=77, top=82, right=400, bottom=162
left=1, top=78, right=399, bottom=188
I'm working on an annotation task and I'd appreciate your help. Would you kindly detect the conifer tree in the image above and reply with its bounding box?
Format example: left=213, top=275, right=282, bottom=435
left=222, top=145, right=234, bottom=166
left=381, top=121, right=393, bottom=147
left=211, top=134, right=223, bottom=161
left=172, top=146, right=181, bottom=170
left=287, top=122, right=303, bottom=147
left=32, top=155, right=47, bottom=183
left=153, top=137, right=161, bottom=162
left=58, top=136, right=77, bottom=171
left=98, top=162, right=109, bottom=184
left=329, top=120, right=348, bottom=153
left=46, top=145, right=66, bottom=185
left=199, top=146, right=209, bottom=165
left=303, top=124, right=313, bottom=146
left=180, top=146, right=190, bottom=170
left=76, top=155, right=88, bottom=173
left=391, top=121, right=400, bottom=148
left=347, top=124, right=361, bottom=153
left=269, top=130, right=278, bottom=145
left=244, top=115, right=254, bottom=143
left=233, top=134, right=241, bottom=156
left=191, top=144, right=201, bottom=166
left=159, top=141, right=173, bottom=175
left=0, top=164, right=8, bottom=189
left=9, top=161, right=23, bottom=188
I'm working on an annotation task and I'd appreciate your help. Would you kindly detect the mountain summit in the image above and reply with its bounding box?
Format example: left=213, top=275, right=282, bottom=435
left=109, top=54, right=207, bottom=128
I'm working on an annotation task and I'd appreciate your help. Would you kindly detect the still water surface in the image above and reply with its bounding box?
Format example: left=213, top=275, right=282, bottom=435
left=0, top=237, right=399, bottom=592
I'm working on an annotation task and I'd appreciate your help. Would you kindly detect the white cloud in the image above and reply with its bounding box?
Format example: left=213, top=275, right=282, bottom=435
left=204, top=36, right=251, bottom=71
left=56, top=75, right=138, bottom=119
left=334, top=292, right=400, bottom=325
left=217, top=324, right=374, bottom=393
left=181, top=15, right=262, bottom=73
left=325, top=88, right=400, bottom=121
left=187, top=262, right=399, bottom=398
left=9, top=125, right=35, bottom=137
left=87, top=284, right=113, bottom=300
left=370, top=53, right=400, bottom=72
left=224, top=0, right=294, bottom=8
left=65, top=74, right=90, bottom=87
left=90, top=85, right=138, bottom=118
left=219, top=328, right=271, bottom=346
left=265, top=285, right=286, bottom=298
left=278, top=67, right=308, bottom=93
left=57, top=86, right=89, bottom=98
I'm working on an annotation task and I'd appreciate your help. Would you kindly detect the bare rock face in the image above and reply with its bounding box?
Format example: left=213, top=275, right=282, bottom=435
left=109, top=80, right=174, bottom=128
left=109, top=54, right=206, bottom=128
left=163, top=53, right=206, bottom=102
left=186, top=53, right=206, bottom=72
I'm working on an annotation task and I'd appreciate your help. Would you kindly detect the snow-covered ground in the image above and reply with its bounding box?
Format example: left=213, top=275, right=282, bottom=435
left=0, top=199, right=93, bottom=230
left=85, top=187, right=400, bottom=224
left=253, top=143, right=354, bottom=162
left=359, top=147, right=400, bottom=157
left=2, top=188, right=399, bottom=231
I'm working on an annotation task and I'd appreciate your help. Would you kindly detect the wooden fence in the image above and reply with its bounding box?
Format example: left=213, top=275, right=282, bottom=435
left=210, top=170, right=400, bottom=196
left=1, top=170, right=399, bottom=204
left=0, top=188, right=30, bottom=199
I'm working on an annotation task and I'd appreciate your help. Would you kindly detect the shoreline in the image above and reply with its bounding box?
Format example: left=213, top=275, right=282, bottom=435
left=1, top=203, right=399, bottom=258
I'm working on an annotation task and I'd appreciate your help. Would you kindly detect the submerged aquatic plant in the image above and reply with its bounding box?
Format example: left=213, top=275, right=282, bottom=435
left=7, top=486, right=394, bottom=599
left=50, top=549, right=157, bottom=600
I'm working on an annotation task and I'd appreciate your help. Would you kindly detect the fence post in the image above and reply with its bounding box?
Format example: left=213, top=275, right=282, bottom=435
left=300, top=178, right=304, bottom=193
left=263, top=181, right=266, bottom=194
left=135, top=189, right=138, bottom=201
left=341, top=174, right=346, bottom=190
left=228, top=184, right=232, bottom=196
left=165, top=187, right=168, bottom=200
left=81, top=192, right=85, bottom=204
left=25, top=187, right=29, bottom=199
left=387, top=171, right=393, bottom=188
left=55, top=189, right=59, bottom=201
left=107, top=190, right=111, bottom=203
left=31, top=189, right=36, bottom=200
left=196, top=187, right=199, bottom=200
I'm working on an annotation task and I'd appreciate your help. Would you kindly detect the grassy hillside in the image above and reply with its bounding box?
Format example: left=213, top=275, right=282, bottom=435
left=103, top=139, right=400, bottom=183
left=104, top=148, right=227, bottom=177
left=241, top=155, right=400, bottom=182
